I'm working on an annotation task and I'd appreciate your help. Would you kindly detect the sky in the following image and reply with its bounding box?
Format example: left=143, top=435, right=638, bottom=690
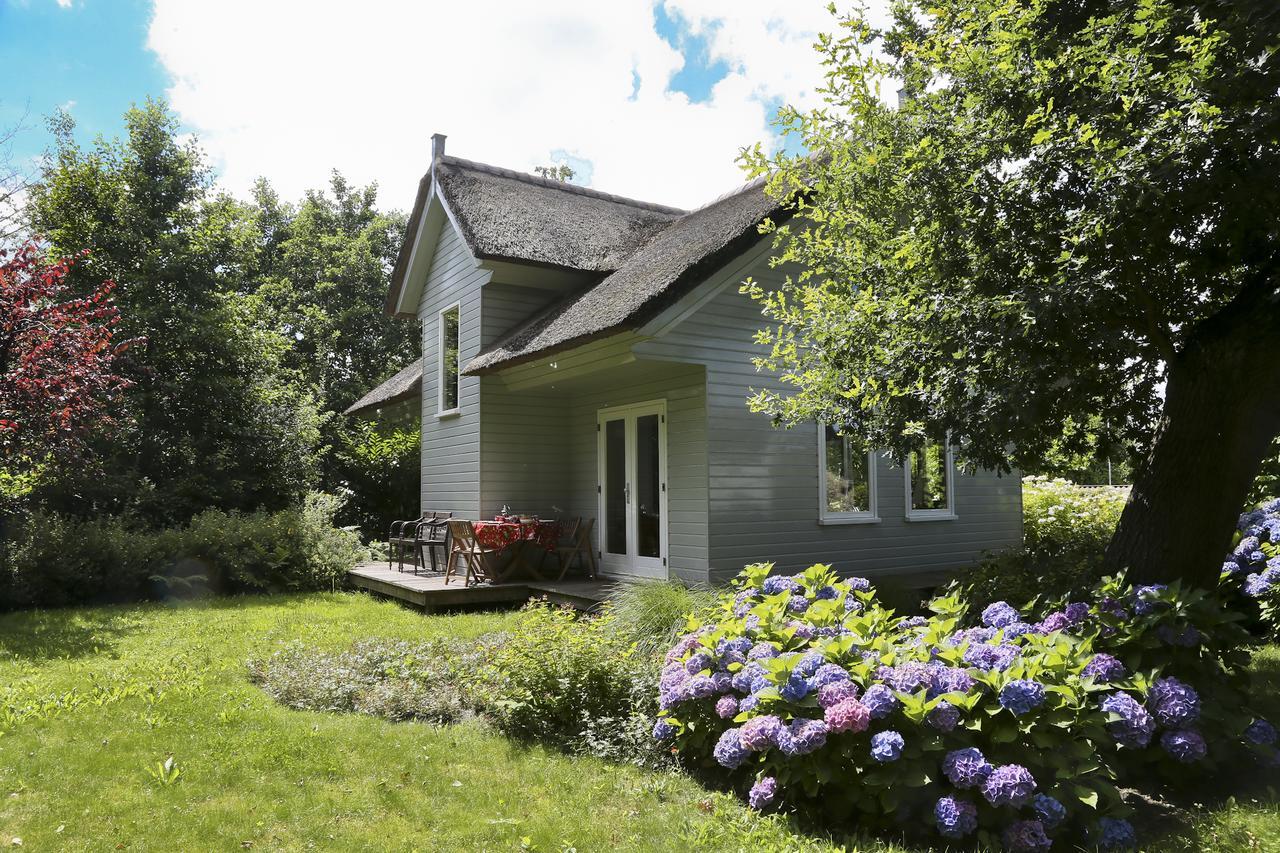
left=1, top=0, right=891, bottom=211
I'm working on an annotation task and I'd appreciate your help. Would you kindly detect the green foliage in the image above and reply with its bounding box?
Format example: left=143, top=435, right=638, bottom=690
left=478, top=600, right=670, bottom=768
left=247, top=638, right=482, bottom=724
left=1251, top=440, right=1280, bottom=507
left=330, top=418, right=421, bottom=537
left=0, top=492, right=364, bottom=608
left=605, top=579, right=717, bottom=656
left=960, top=478, right=1128, bottom=609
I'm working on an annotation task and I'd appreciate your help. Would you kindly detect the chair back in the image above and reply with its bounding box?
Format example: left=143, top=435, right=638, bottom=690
left=447, top=519, right=476, bottom=551
left=559, top=516, right=581, bottom=546
left=419, top=510, right=452, bottom=541
left=576, top=517, right=595, bottom=548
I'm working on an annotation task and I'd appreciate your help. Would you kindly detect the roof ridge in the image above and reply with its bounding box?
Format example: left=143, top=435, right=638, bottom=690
left=682, top=173, right=769, bottom=214
left=440, top=155, right=688, bottom=216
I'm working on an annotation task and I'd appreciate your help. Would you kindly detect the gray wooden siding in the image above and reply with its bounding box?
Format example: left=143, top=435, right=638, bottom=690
left=636, top=257, right=1022, bottom=586
left=418, top=222, right=489, bottom=519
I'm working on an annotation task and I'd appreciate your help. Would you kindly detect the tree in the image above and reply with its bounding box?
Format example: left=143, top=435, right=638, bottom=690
left=27, top=101, right=322, bottom=523
left=742, top=0, right=1280, bottom=586
left=0, top=242, right=131, bottom=498
left=533, top=164, right=576, bottom=182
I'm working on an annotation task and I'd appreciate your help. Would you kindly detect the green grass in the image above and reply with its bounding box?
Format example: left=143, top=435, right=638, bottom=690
left=1, top=593, right=1278, bottom=851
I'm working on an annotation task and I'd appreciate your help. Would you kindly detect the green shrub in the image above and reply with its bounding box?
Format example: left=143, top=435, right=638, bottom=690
left=960, top=477, right=1128, bottom=609
left=606, top=579, right=716, bottom=655
left=247, top=638, right=482, bottom=724
left=0, top=492, right=365, bottom=609
left=477, top=600, right=673, bottom=768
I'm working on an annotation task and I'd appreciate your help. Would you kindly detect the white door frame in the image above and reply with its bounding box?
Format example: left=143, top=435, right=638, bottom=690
left=596, top=399, right=669, bottom=579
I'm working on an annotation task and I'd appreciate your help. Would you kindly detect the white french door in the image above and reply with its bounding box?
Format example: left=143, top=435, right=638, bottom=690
left=597, top=400, right=668, bottom=579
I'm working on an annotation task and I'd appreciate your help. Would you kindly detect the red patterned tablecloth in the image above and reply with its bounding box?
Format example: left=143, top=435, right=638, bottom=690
left=472, top=520, right=560, bottom=552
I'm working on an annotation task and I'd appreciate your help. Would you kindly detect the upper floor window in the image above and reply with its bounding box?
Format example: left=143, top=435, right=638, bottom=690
left=438, top=303, right=460, bottom=414
left=818, top=424, right=878, bottom=524
left=906, top=436, right=956, bottom=520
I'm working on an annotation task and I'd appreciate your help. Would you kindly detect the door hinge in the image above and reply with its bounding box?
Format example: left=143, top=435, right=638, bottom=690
left=661, top=483, right=666, bottom=493
left=661, top=414, right=666, bottom=423
left=663, top=558, right=667, bottom=566
left=597, top=485, right=601, bottom=494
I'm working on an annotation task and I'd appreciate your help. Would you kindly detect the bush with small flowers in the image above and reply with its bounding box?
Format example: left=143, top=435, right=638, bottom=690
left=655, top=562, right=1274, bottom=849
left=1222, top=498, right=1280, bottom=635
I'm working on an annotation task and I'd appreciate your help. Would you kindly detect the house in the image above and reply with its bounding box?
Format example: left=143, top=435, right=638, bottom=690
left=346, top=134, right=1022, bottom=587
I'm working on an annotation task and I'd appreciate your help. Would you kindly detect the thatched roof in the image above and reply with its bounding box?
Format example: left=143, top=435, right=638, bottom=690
left=463, top=176, right=783, bottom=373
left=343, top=358, right=422, bottom=416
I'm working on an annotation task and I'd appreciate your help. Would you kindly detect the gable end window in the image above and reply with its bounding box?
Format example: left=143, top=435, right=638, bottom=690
left=818, top=424, right=879, bottom=524
left=905, top=436, right=956, bottom=520
left=437, top=303, right=460, bottom=415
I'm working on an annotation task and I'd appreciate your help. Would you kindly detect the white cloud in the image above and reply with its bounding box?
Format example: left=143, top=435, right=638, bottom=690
left=146, top=1, right=879, bottom=211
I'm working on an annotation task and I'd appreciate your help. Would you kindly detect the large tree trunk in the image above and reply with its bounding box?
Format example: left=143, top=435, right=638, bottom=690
left=1105, top=277, right=1280, bottom=587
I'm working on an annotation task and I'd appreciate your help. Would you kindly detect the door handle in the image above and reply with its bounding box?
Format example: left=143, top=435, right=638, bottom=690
left=625, top=483, right=631, bottom=504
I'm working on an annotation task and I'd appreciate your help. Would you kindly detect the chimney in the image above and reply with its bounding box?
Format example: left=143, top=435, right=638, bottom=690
left=431, top=132, right=447, bottom=162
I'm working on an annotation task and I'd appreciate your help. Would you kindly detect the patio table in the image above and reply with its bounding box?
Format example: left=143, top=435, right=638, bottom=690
left=471, top=520, right=560, bottom=580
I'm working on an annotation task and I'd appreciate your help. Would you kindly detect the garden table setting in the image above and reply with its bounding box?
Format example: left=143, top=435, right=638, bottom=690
left=472, top=515, right=560, bottom=581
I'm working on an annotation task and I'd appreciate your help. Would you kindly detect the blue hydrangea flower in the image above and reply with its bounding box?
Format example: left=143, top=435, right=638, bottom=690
left=1032, top=794, right=1066, bottom=828
left=781, top=718, right=828, bottom=756
left=934, top=795, right=978, bottom=839
left=738, top=695, right=759, bottom=713
left=810, top=663, right=850, bottom=689
left=870, top=730, right=905, bottom=762
left=982, top=601, right=1020, bottom=629
left=1222, top=560, right=1244, bottom=576
left=779, top=674, right=810, bottom=703
left=927, top=701, right=961, bottom=733
left=843, top=595, right=863, bottom=613
left=1002, top=621, right=1037, bottom=640
left=1100, top=692, right=1156, bottom=748
left=885, top=661, right=934, bottom=693
left=1003, top=819, right=1052, bottom=852
left=747, top=642, right=778, bottom=660
left=862, top=684, right=900, bottom=719
left=713, top=727, right=751, bottom=768
left=943, top=747, right=993, bottom=789
left=748, top=776, right=777, bottom=810
left=719, top=637, right=754, bottom=657
left=794, top=651, right=826, bottom=677
left=1161, top=728, right=1207, bottom=762
left=964, top=642, right=1021, bottom=672
left=999, top=679, right=1046, bottom=716
left=1236, top=536, right=1262, bottom=556
left=1083, top=653, right=1128, bottom=683
left=847, top=576, right=871, bottom=592
left=1131, top=584, right=1169, bottom=616
left=787, top=594, right=810, bottom=613
left=981, top=764, right=1037, bottom=807
left=731, top=663, right=764, bottom=694
left=930, top=666, right=976, bottom=697
left=1148, top=677, right=1200, bottom=727
left=1246, top=718, right=1277, bottom=746
left=1096, top=817, right=1137, bottom=850
left=815, top=585, right=839, bottom=600
left=685, top=652, right=714, bottom=674
left=688, top=674, right=718, bottom=699
left=1245, top=572, right=1273, bottom=597
left=762, top=575, right=796, bottom=595
left=790, top=622, right=816, bottom=640
left=652, top=719, right=675, bottom=740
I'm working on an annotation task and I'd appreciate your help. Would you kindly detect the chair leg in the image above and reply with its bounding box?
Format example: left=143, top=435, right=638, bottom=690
left=444, top=550, right=457, bottom=585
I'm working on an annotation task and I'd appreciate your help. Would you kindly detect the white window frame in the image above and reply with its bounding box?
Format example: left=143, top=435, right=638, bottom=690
left=817, top=424, right=879, bottom=525
left=904, top=435, right=957, bottom=521
left=436, top=301, right=461, bottom=418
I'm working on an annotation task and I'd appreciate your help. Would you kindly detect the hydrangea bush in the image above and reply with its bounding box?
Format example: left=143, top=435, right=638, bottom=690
left=655, top=563, right=1273, bottom=850
left=1223, top=498, right=1280, bottom=633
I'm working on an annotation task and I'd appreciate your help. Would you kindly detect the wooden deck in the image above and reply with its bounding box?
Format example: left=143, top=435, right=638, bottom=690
left=347, top=562, right=614, bottom=611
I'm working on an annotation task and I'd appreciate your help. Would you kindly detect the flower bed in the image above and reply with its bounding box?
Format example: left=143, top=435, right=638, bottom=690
left=654, top=563, right=1274, bottom=850
left=1224, top=498, right=1280, bottom=632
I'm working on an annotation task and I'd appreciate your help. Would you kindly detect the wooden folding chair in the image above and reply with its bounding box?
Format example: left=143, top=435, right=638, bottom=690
left=556, top=517, right=598, bottom=580
left=444, top=520, right=510, bottom=586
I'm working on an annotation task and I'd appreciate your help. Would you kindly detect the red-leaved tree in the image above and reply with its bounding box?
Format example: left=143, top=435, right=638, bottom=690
left=1, top=241, right=133, bottom=493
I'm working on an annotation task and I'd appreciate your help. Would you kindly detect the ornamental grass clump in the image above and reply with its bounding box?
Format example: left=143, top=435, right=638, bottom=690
left=655, top=563, right=1275, bottom=850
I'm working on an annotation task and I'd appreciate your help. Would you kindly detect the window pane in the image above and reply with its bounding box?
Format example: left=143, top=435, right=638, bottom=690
left=441, top=307, right=459, bottom=410
left=824, top=425, right=870, bottom=513
left=604, top=419, right=627, bottom=555
left=910, top=440, right=949, bottom=511
left=636, top=414, right=661, bottom=558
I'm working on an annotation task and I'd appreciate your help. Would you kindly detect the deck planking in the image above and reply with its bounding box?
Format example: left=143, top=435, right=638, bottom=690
left=347, top=562, right=614, bottom=611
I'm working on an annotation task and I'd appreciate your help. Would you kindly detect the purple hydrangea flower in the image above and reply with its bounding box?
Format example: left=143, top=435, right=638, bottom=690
left=1236, top=536, right=1262, bottom=556
left=748, top=776, right=777, bottom=810
left=793, top=651, right=825, bottom=677
left=1157, top=624, right=1201, bottom=647
left=1064, top=601, right=1090, bottom=624
left=652, top=719, right=675, bottom=740
left=1037, top=611, right=1070, bottom=633
left=739, top=715, right=783, bottom=751
left=688, top=674, right=718, bottom=699
left=885, top=662, right=934, bottom=694
left=999, top=679, right=1046, bottom=716
left=1148, top=677, right=1200, bottom=727
left=779, top=718, right=828, bottom=757
left=787, top=594, right=810, bottom=614
left=731, top=663, right=764, bottom=694
left=684, top=651, right=714, bottom=675
left=844, top=596, right=863, bottom=613
left=1161, top=728, right=1207, bottom=762
left=862, top=684, right=900, bottom=719
left=1100, top=692, right=1156, bottom=748
left=762, top=575, right=796, bottom=595
left=1004, top=820, right=1052, bottom=852
left=930, top=666, right=976, bottom=697
left=870, top=730, right=905, bottom=762
left=715, top=695, right=740, bottom=719
left=1245, top=572, right=1273, bottom=597
left=810, top=663, right=850, bottom=689
left=1246, top=718, right=1277, bottom=746
left=982, top=764, right=1036, bottom=807
left=1002, top=622, right=1037, bottom=640
left=719, top=637, right=753, bottom=657
left=713, top=727, right=751, bottom=768
left=825, top=698, right=871, bottom=734
left=817, top=680, right=859, bottom=709
left=927, top=701, right=961, bottom=733
left=1222, top=560, right=1243, bottom=576
left=779, top=674, right=810, bottom=703
left=1096, top=817, right=1137, bottom=850
left=982, top=601, right=1020, bottom=629
left=790, top=622, right=816, bottom=640
left=738, top=695, right=758, bottom=713
left=747, top=642, right=778, bottom=660
left=1032, top=794, right=1066, bottom=828
left=847, top=577, right=871, bottom=592
left=1131, top=584, right=1168, bottom=616
left=1083, top=653, right=1128, bottom=683
left=964, top=643, right=1021, bottom=672
left=943, top=747, right=993, bottom=789
left=900, top=616, right=929, bottom=629
left=934, top=796, right=978, bottom=839
left=815, top=585, right=839, bottom=600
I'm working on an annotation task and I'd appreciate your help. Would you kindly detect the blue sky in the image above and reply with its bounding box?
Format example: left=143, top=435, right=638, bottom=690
left=1, top=1, right=840, bottom=209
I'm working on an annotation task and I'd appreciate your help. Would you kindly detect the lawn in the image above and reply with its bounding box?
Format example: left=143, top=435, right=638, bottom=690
left=1, top=593, right=1278, bottom=852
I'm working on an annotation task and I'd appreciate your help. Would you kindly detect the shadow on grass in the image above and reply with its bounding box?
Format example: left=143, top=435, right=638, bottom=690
left=0, top=607, right=141, bottom=661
